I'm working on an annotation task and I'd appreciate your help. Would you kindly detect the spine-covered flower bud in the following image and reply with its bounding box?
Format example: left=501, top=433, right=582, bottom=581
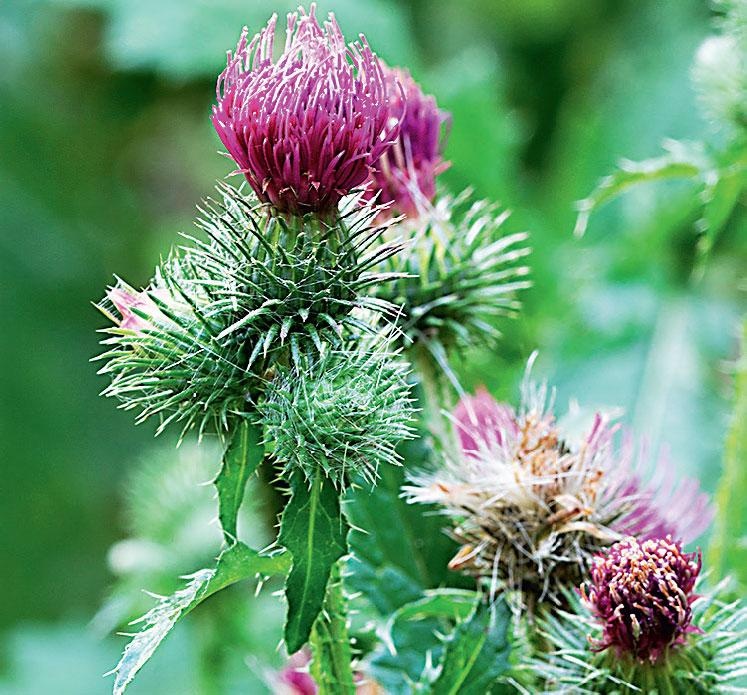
left=260, top=347, right=414, bottom=488
left=372, top=192, right=530, bottom=365
left=581, top=537, right=701, bottom=663
left=212, top=4, right=400, bottom=217
left=534, top=540, right=747, bottom=693
left=366, top=66, right=449, bottom=218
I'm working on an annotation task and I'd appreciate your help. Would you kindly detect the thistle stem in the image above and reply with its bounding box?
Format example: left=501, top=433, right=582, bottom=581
left=309, top=561, right=355, bottom=694
left=412, top=342, right=457, bottom=456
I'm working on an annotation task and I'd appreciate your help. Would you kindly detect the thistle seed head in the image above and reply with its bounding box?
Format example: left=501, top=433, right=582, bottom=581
left=405, top=364, right=711, bottom=608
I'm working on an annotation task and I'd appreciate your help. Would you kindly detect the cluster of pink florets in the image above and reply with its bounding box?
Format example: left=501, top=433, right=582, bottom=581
left=211, top=4, right=446, bottom=218
left=582, top=537, right=702, bottom=663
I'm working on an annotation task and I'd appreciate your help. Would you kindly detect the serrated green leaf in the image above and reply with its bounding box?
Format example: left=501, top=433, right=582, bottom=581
left=709, top=317, right=747, bottom=590
left=370, top=590, right=479, bottom=694
left=280, top=472, right=349, bottom=654
left=110, top=542, right=289, bottom=695
left=431, top=599, right=513, bottom=695
left=214, top=419, right=263, bottom=544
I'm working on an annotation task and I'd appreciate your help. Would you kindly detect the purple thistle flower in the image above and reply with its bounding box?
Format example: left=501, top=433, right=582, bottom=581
left=211, top=4, right=401, bottom=217
left=581, top=536, right=702, bottom=663
left=365, top=66, right=449, bottom=218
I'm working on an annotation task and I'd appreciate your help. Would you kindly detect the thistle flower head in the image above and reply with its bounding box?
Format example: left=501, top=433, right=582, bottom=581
left=260, top=346, right=415, bottom=488
left=534, top=574, right=747, bottom=693
left=405, top=364, right=711, bottom=607
left=366, top=66, right=449, bottom=217
left=212, top=5, right=401, bottom=217
left=581, top=536, right=701, bottom=663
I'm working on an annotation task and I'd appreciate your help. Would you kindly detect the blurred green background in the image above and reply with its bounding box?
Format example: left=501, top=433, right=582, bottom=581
left=1, top=0, right=744, bottom=692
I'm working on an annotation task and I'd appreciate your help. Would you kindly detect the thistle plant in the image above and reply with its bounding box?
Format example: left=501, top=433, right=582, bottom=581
left=534, top=537, right=747, bottom=693
left=95, top=6, right=421, bottom=692
left=405, top=361, right=712, bottom=611
left=89, top=3, right=747, bottom=694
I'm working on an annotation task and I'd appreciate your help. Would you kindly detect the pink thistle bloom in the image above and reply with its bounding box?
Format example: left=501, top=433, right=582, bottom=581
left=211, top=4, right=401, bottom=217
left=405, top=372, right=711, bottom=605
left=581, top=536, right=702, bottom=663
left=106, top=286, right=162, bottom=333
left=275, top=650, right=383, bottom=694
left=365, top=66, right=449, bottom=218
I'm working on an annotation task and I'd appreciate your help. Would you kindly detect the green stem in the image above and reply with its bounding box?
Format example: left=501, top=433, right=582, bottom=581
left=412, top=343, right=457, bottom=458
left=709, top=316, right=747, bottom=588
left=309, top=561, right=355, bottom=695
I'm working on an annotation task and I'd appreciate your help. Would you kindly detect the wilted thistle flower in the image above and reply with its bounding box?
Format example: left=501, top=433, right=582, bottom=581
left=581, top=537, right=701, bottom=663
left=534, top=540, right=747, bottom=693
left=366, top=66, right=450, bottom=218
left=260, top=346, right=415, bottom=488
left=373, top=191, right=530, bottom=368
left=212, top=4, right=400, bottom=217
left=405, top=366, right=711, bottom=608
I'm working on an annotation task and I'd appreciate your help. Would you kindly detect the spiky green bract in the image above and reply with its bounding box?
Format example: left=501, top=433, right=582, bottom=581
left=532, top=582, right=747, bottom=694
left=95, top=184, right=403, bottom=438
left=189, top=182, right=404, bottom=367
left=96, top=267, right=252, bottom=439
left=372, top=190, right=530, bottom=371
left=260, top=346, right=415, bottom=489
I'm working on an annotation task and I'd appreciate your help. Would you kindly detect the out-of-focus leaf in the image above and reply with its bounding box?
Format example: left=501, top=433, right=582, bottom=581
left=431, top=599, right=513, bottom=695
left=109, top=542, right=289, bottom=694
left=214, top=418, right=263, bottom=544
left=696, top=147, right=747, bottom=259
left=709, top=317, right=747, bottom=589
left=280, top=472, right=349, bottom=654
left=574, top=139, right=711, bottom=237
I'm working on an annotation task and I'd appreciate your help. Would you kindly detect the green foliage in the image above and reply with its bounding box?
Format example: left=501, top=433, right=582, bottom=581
left=346, top=452, right=473, bottom=617
left=279, top=473, right=350, bottom=654
left=109, top=542, right=290, bottom=695
left=370, top=590, right=479, bottom=693
left=261, top=347, right=415, bottom=488
left=431, top=600, right=513, bottom=695
left=710, top=318, right=747, bottom=589
left=573, top=138, right=746, bottom=255
left=369, top=590, right=513, bottom=694
left=534, top=582, right=747, bottom=693
left=213, top=418, right=263, bottom=544
left=309, top=562, right=356, bottom=695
